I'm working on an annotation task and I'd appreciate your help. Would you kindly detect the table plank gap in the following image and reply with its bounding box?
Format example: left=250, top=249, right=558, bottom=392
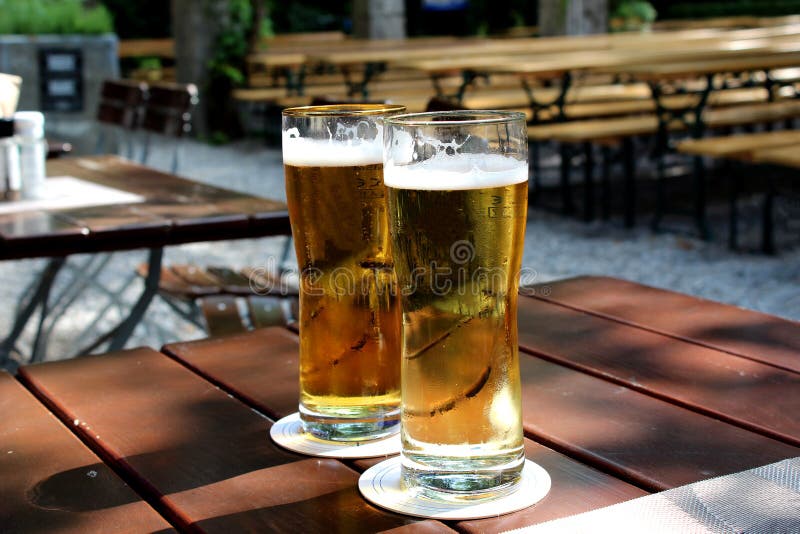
left=526, top=276, right=800, bottom=373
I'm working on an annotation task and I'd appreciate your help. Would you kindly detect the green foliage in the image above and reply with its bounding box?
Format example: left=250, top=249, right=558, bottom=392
left=610, top=0, right=657, bottom=31
left=137, top=57, right=162, bottom=71
left=613, top=1, right=658, bottom=22
left=207, top=0, right=253, bottom=88
left=206, top=0, right=274, bottom=141
left=0, top=0, right=114, bottom=35
left=270, top=1, right=349, bottom=33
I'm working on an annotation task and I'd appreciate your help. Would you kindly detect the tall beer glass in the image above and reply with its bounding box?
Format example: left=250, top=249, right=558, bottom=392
left=282, top=104, right=405, bottom=441
left=384, top=111, right=528, bottom=499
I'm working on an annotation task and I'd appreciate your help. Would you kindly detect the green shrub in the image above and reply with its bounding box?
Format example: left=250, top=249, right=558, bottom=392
left=0, top=0, right=114, bottom=35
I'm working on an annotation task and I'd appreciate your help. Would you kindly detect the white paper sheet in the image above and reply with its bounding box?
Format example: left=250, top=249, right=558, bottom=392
left=0, top=176, right=144, bottom=215
left=507, top=457, right=800, bottom=534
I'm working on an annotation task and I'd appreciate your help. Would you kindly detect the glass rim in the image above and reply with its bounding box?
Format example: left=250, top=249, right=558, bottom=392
left=282, top=103, right=407, bottom=118
left=385, top=109, right=526, bottom=127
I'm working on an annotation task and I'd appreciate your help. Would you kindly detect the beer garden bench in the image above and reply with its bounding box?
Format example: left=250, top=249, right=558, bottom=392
left=527, top=99, right=800, bottom=229
left=677, top=129, right=800, bottom=252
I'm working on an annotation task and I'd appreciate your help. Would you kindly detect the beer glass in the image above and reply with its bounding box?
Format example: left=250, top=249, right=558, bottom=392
left=384, top=111, right=528, bottom=499
left=282, top=104, right=405, bottom=442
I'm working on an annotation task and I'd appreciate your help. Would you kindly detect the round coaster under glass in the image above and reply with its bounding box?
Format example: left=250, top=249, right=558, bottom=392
left=270, top=412, right=402, bottom=458
left=358, top=456, right=551, bottom=520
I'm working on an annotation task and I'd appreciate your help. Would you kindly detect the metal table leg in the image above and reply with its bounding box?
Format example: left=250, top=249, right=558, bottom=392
left=0, top=257, right=66, bottom=366
left=76, top=247, right=164, bottom=355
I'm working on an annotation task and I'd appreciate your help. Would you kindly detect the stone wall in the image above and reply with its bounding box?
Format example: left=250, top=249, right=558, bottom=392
left=0, top=34, right=118, bottom=120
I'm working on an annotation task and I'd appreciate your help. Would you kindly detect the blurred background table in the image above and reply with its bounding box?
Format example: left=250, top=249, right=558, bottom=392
left=0, top=155, right=290, bottom=366
left=3, top=276, right=798, bottom=532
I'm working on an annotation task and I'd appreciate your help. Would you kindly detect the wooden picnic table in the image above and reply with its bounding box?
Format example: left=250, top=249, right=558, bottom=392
left=0, top=155, right=290, bottom=365
left=396, top=32, right=800, bottom=118
left=3, top=275, right=798, bottom=532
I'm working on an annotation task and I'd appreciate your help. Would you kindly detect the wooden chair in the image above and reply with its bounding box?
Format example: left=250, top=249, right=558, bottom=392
left=136, top=263, right=299, bottom=337
left=94, top=79, right=148, bottom=158
left=139, top=82, right=199, bottom=173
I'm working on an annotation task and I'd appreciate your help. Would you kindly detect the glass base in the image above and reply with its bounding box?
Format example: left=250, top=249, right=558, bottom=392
left=400, top=450, right=525, bottom=502
left=300, top=404, right=400, bottom=442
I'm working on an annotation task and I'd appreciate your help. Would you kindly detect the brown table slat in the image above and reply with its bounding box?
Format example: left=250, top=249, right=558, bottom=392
left=517, top=295, right=800, bottom=447
left=163, top=329, right=650, bottom=528
left=18, top=349, right=428, bottom=532
left=0, top=371, right=173, bottom=532
left=531, top=276, right=800, bottom=373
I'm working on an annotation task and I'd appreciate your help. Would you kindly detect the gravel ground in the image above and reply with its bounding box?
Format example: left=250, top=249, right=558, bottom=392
left=1, top=130, right=797, bottom=368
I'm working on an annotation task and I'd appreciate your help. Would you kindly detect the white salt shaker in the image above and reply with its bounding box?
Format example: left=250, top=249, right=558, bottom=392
left=14, top=111, right=47, bottom=200
left=0, top=118, right=21, bottom=201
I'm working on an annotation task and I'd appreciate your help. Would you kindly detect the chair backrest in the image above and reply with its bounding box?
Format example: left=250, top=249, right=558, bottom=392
left=96, top=79, right=148, bottom=129
left=140, top=82, right=199, bottom=138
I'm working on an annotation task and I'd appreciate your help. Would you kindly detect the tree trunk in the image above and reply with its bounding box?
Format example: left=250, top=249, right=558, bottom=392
left=539, top=0, right=608, bottom=37
left=171, top=0, right=230, bottom=138
left=247, top=0, right=266, bottom=53
left=353, top=0, right=406, bottom=39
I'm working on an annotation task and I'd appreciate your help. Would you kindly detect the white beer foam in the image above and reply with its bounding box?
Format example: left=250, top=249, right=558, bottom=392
left=283, top=129, right=382, bottom=167
left=384, top=153, right=528, bottom=190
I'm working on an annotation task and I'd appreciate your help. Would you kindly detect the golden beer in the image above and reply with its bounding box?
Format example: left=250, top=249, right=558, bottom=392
left=385, top=111, right=528, bottom=498
left=283, top=105, right=404, bottom=441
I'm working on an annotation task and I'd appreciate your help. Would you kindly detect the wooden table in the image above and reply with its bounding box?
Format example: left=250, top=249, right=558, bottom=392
left=4, top=276, right=798, bottom=532
left=0, top=155, right=290, bottom=364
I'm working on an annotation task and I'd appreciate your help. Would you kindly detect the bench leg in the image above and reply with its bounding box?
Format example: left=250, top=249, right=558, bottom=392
left=762, top=183, right=776, bottom=255
left=530, top=140, right=541, bottom=204
left=560, top=144, right=575, bottom=215
left=652, top=144, right=666, bottom=232
left=622, top=138, right=636, bottom=228
left=582, top=142, right=595, bottom=222
left=693, top=155, right=710, bottom=240
left=601, top=145, right=612, bottom=221
left=728, top=161, right=740, bottom=250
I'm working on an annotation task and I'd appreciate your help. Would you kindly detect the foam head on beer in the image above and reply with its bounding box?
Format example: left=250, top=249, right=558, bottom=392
left=383, top=151, right=528, bottom=190
left=282, top=125, right=383, bottom=167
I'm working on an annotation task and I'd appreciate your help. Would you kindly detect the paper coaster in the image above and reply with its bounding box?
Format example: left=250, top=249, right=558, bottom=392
left=270, top=412, right=402, bottom=458
left=358, top=457, right=551, bottom=520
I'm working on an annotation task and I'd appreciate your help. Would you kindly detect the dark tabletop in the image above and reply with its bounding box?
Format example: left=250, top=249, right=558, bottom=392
left=3, top=276, right=798, bottom=532
left=0, top=156, right=290, bottom=260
